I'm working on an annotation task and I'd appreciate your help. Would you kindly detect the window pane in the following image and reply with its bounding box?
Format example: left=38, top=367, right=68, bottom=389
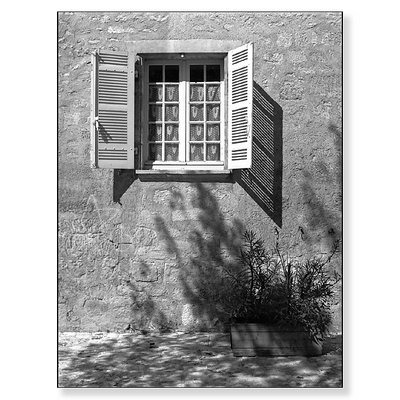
left=190, top=124, right=204, bottom=141
left=165, top=144, right=179, bottom=161
left=149, top=65, right=163, bottom=82
left=165, top=124, right=179, bottom=141
left=206, top=104, right=220, bottom=121
left=165, top=65, right=179, bottom=82
left=206, top=124, right=220, bottom=141
left=190, top=84, right=204, bottom=102
left=149, top=144, right=162, bottom=161
left=149, top=104, right=162, bottom=121
left=148, top=124, right=162, bottom=141
left=149, top=85, right=163, bottom=102
left=206, top=84, right=220, bottom=101
left=190, top=65, right=204, bottom=82
left=165, top=104, right=179, bottom=121
left=206, top=144, right=220, bottom=161
left=165, top=85, right=179, bottom=101
left=206, top=65, right=220, bottom=82
left=190, top=104, right=204, bottom=121
left=190, top=144, right=204, bottom=161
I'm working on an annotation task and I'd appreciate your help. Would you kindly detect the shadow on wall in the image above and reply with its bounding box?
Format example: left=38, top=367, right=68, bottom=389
left=300, top=122, right=342, bottom=249
left=112, top=82, right=283, bottom=229
left=110, top=82, right=285, bottom=332
left=113, top=169, right=135, bottom=205
left=233, top=82, right=283, bottom=227
left=175, top=182, right=245, bottom=331
left=59, top=182, right=341, bottom=387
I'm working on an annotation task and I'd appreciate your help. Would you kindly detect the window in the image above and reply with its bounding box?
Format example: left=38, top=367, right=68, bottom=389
left=143, top=59, right=224, bottom=170
left=90, top=41, right=253, bottom=172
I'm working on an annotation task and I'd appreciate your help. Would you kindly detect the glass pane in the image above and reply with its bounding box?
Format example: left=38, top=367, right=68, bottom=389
left=149, top=65, right=163, bottom=82
left=190, top=124, right=204, bottom=141
left=206, top=84, right=220, bottom=101
left=206, top=144, right=220, bottom=161
left=165, top=144, right=179, bottom=161
left=190, top=65, right=204, bottom=82
left=190, top=104, right=204, bottom=121
left=148, top=124, right=162, bottom=141
left=165, top=65, right=179, bottom=82
left=190, top=143, right=204, bottom=161
left=190, top=84, right=204, bottom=102
left=206, top=104, right=220, bottom=121
left=206, top=65, right=220, bottom=82
left=149, top=144, right=162, bottom=161
left=149, top=85, right=163, bottom=102
left=165, top=124, right=179, bottom=141
left=206, top=124, right=220, bottom=141
left=165, top=104, right=179, bottom=121
left=165, top=85, right=179, bottom=101
left=149, top=104, right=162, bottom=121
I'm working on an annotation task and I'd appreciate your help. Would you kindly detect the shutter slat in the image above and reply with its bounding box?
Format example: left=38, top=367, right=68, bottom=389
left=90, top=50, right=135, bottom=168
left=228, top=43, right=253, bottom=169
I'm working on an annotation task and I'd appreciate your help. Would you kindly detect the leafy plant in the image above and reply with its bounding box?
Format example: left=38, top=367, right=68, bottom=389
left=223, top=230, right=341, bottom=342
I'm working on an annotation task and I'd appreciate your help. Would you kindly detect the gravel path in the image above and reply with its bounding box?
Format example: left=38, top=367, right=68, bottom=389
left=58, top=332, right=342, bottom=388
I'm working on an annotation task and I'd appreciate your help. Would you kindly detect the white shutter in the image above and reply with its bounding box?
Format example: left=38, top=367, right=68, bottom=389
left=227, top=43, right=253, bottom=169
left=90, top=50, right=135, bottom=169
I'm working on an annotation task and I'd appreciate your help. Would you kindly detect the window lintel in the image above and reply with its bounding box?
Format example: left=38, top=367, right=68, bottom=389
left=140, top=53, right=226, bottom=61
left=128, top=40, right=243, bottom=54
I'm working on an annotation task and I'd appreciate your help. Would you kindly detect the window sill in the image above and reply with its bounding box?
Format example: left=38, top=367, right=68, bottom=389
left=136, top=169, right=231, bottom=175
left=136, top=168, right=233, bottom=182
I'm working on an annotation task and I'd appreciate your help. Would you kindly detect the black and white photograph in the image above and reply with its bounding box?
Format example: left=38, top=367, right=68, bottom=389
left=57, top=10, right=343, bottom=388
left=7, top=1, right=400, bottom=398
left=6, top=1, right=400, bottom=398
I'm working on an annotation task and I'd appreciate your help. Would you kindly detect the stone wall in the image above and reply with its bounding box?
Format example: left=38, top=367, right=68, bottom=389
left=58, top=12, right=342, bottom=333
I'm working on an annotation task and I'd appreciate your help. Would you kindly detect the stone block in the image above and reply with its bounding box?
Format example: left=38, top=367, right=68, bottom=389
left=288, top=51, right=307, bottom=64
left=263, top=52, right=283, bottom=64
left=181, top=303, right=200, bottom=328
left=134, top=247, right=162, bottom=259
left=132, top=227, right=157, bottom=247
left=153, top=189, right=172, bottom=204
left=171, top=209, right=199, bottom=222
left=280, top=75, right=304, bottom=100
left=131, top=261, right=159, bottom=282
left=164, top=262, right=180, bottom=284
left=277, top=32, right=292, bottom=48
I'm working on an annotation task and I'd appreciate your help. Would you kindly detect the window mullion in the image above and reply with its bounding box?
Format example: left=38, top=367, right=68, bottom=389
left=221, top=58, right=226, bottom=165
left=161, top=65, right=165, bottom=162
left=142, top=64, right=148, bottom=166
left=182, top=60, right=188, bottom=163
left=203, top=64, right=206, bottom=162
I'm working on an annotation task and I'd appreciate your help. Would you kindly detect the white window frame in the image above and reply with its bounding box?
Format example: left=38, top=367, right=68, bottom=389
left=141, top=56, right=225, bottom=171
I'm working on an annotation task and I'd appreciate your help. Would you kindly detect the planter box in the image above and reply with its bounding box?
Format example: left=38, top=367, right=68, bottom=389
left=230, top=323, right=322, bottom=357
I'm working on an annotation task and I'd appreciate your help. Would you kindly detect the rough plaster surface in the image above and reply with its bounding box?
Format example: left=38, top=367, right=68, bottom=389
left=58, top=12, right=342, bottom=333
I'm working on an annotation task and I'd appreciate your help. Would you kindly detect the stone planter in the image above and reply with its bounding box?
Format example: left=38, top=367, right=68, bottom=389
left=230, top=323, right=322, bottom=356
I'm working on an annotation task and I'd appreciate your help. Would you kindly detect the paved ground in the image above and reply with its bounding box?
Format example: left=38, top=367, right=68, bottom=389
left=58, top=332, right=342, bottom=388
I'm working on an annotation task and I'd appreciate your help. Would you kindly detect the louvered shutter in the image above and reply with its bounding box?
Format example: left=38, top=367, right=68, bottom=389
left=90, top=50, right=134, bottom=169
left=227, top=43, right=253, bottom=169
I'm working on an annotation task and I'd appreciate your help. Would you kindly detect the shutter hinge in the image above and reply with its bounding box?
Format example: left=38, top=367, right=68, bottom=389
left=93, top=116, right=99, bottom=130
left=135, top=56, right=143, bottom=79
left=247, top=123, right=252, bottom=137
